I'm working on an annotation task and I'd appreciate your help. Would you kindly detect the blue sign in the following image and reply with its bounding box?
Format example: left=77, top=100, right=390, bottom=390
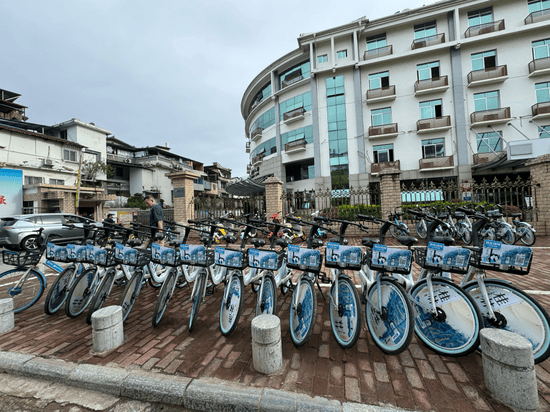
left=0, top=169, right=23, bottom=217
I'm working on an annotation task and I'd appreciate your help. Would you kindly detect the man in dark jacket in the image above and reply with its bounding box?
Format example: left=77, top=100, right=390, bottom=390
left=144, top=195, right=164, bottom=245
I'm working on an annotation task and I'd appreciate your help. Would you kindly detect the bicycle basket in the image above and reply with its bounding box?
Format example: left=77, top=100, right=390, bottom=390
left=114, top=243, right=151, bottom=266
left=151, top=244, right=181, bottom=267
left=248, top=248, right=282, bottom=270
left=66, top=244, right=89, bottom=263
left=214, top=247, right=248, bottom=269
left=324, top=242, right=363, bottom=270
left=85, top=245, right=116, bottom=267
left=46, top=243, right=70, bottom=263
left=365, top=244, right=413, bottom=275
left=416, top=242, right=472, bottom=275
left=470, top=240, right=532, bottom=275
left=179, top=244, right=212, bottom=267
left=286, top=244, right=322, bottom=272
left=2, top=250, right=42, bottom=267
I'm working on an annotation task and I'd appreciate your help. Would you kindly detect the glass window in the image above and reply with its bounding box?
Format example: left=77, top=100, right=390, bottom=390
left=64, top=149, right=77, bottom=162
left=279, top=92, right=312, bottom=121
left=371, top=107, right=392, bottom=126
left=326, top=76, right=348, bottom=172
left=24, top=176, right=43, bottom=185
left=280, top=61, right=310, bottom=88
left=337, top=50, right=347, bottom=59
left=536, top=82, right=550, bottom=103
left=64, top=215, right=85, bottom=224
left=373, top=144, right=394, bottom=163
left=474, top=91, right=499, bottom=111
left=285, top=159, right=315, bottom=182
left=326, top=75, right=345, bottom=97
left=471, top=50, right=496, bottom=71
left=367, top=33, right=387, bottom=51
left=369, top=71, right=389, bottom=89
left=422, top=138, right=445, bottom=158
left=417, top=61, right=440, bottom=80
left=250, top=83, right=272, bottom=110
left=414, top=21, right=436, bottom=40
left=250, top=108, right=275, bottom=134
left=529, top=0, right=550, bottom=13
left=533, top=38, right=550, bottom=59
left=42, top=215, right=63, bottom=224
left=49, top=179, right=64, bottom=185
left=251, top=137, right=277, bottom=158
left=467, top=7, right=493, bottom=27
left=419, top=99, right=442, bottom=119
left=539, top=125, right=550, bottom=138
left=318, top=54, right=328, bottom=63
left=476, top=131, right=502, bottom=153
left=281, top=125, right=314, bottom=146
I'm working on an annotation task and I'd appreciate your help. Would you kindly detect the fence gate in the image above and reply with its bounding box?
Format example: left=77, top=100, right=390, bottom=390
left=194, top=193, right=265, bottom=219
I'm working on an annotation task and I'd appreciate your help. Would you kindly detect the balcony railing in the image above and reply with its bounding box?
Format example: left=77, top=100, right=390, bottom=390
left=467, top=65, right=508, bottom=85
left=411, top=33, right=445, bottom=50
left=281, top=71, right=304, bottom=89
left=470, top=107, right=511, bottom=124
left=419, top=155, right=454, bottom=171
left=363, top=45, right=393, bottom=60
left=371, top=160, right=400, bottom=174
left=529, top=57, right=550, bottom=75
left=525, top=9, right=550, bottom=24
left=284, top=138, right=307, bottom=152
left=366, top=85, right=396, bottom=101
left=532, top=101, right=550, bottom=117
left=250, top=127, right=263, bottom=141
left=107, top=153, right=133, bottom=163
left=252, top=152, right=265, bottom=165
left=465, top=20, right=505, bottom=38
left=368, top=123, right=398, bottom=138
left=246, top=141, right=251, bottom=153
left=473, top=151, right=505, bottom=165
left=283, top=107, right=305, bottom=122
left=417, top=116, right=451, bottom=132
left=414, top=76, right=449, bottom=93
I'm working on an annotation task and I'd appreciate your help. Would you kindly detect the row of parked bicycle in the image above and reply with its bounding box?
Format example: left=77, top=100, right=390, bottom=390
left=0, top=205, right=548, bottom=365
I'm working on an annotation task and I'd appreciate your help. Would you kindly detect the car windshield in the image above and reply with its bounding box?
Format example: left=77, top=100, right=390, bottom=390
left=0, top=218, right=18, bottom=228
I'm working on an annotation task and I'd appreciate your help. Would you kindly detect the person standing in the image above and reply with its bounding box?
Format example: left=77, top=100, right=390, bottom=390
left=144, top=195, right=164, bottom=245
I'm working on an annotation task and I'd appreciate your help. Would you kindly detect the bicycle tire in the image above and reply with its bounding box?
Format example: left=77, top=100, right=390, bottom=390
left=416, top=221, right=427, bottom=239
left=189, top=270, right=207, bottom=332
left=152, top=268, right=179, bottom=327
left=289, top=276, right=317, bottom=347
left=219, top=272, right=244, bottom=336
left=65, top=267, right=100, bottom=318
left=329, top=276, right=362, bottom=349
left=44, top=266, right=75, bottom=315
left=410, top=277, right=482, bottom=356
left=464, top=281, right=550, bottom=364
left=517, top=226, right=536, bottom=246
left=500, top=227, right=516, bottom=245
left=119, top=270, right=144, bottom=322
left=456, top=224, right=472, bottom=245
left=0, top=268, right=45, bottom=313
left=86, top=269, right=116, bottom=325
left=255, top=273, right=277, bottom=316
left=365, top=279, right=413, bottom=355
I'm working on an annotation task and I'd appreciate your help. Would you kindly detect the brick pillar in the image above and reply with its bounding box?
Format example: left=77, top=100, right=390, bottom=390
left=166, top=171, right=200, bottom=224
left=264, top=177, right=283, bottom=219
left=380, top=169, right=402, bottom=217
left=527, top=153, right=550, bottom=236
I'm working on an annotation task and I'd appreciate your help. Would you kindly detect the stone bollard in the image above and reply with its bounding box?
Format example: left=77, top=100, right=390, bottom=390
left=481, top=329, right=538, bottom=411
left=91, top=306, right=124, bottom=353
left=251, top=314, right=283, bottom=375
left=0, top=298, right=15, bottom=333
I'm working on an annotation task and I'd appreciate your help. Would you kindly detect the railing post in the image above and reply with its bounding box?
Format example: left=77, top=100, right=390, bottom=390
left=166, top=170, right=201, bottom=224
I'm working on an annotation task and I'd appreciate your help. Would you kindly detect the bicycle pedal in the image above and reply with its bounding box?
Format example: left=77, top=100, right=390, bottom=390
left=319, top=272, right=331, bottom=284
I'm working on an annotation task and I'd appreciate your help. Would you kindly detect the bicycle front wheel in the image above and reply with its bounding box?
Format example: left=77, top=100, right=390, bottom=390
left=289, top=276, right=317, bottom=347
left=219, top=272, right=244, bottom=336
left=189, top=270, right=207, bottom=332
left=500, top=228, right=516, bottom=245
left=255, top=273, right=277, bottom=317
left=465, top=281, right=550, bottom=364
left=65, top=268, right=100, bottom=318
left=152, top=268, right=178, bottom=327
left=0, top=268, right=45, bottom=313
left=44, top=266, right=75, bottom=315
left=329, top=276, right=361, bottom=349
left=365, top=279, right=413, bottom=355
left=119, top=270, right=144, bottom=322
left=415, top=221, right=427, bottom=239
left=86, top=269, right=116, bottom=325
left=410, top=278, right=482, bottom=357
left=517, top=226, right=536, bottom=246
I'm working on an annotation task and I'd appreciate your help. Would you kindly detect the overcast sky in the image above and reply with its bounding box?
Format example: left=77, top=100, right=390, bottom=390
left=1, top=0, right=428, bottom=177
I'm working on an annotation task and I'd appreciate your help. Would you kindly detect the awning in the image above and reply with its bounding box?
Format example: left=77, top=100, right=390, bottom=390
left=472, top=152, right=530, bottom=174
left=225, top=177, right=265, bottom=196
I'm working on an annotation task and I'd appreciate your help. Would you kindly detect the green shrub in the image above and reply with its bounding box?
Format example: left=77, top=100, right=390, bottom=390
left=337, top=204, right=381, bottom=221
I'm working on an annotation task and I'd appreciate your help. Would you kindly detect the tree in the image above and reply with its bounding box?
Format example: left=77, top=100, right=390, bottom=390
left=81, top=160, right=113, bottom=186
left=126, top=193, right=147, bottom=210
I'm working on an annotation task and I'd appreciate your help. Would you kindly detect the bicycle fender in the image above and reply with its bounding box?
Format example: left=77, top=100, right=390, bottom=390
left=462, top=278, right=512, bottom=290
left=338, top=273, right=351, bottom=281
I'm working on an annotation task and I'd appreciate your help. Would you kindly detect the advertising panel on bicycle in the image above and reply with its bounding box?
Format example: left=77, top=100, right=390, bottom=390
left=215, top=247, right=247, bottom=269
left=67, top=243, right=88, bottom=262
left=152, top=243, right=177, bottom=266
left=325, top=242, right=362, bottom=269
left=46, top=243, right=69, bottom=262
left=179, top=244, right=207, bottom=265
left=86, top=244, right=107, bottom=265
left=114, top=243, right=138, bottom=265
left=248, top=248, right=279, bottom=270
left=426, top=242, right=471, bottom=273
left=480, top=240, right=532, bottom=273
left=369, top=244, right=412, bottom=274
left=287, top=244, right=321, bottom=271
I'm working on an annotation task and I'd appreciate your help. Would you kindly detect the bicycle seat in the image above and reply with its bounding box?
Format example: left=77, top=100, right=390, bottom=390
left=312, top=239, right=324, bottom=249
left=276, top=239, right=291, bottom=249
left=251, top=238, right=266, bottom=248
left=155, top=232, right=164, bottom=240
left=511, top=213, right=522, bottom=218
left=222, top=235, right=238, bottom=244
left=330, top=237, right=348, bottom=245
left=397, top=236, right=418, bottom=247
left=128, top=239, right=142, bottom=247
left=361, top=238, right=379, bottom=248
left=453, top=212, right=465, bottom=218
left=432, top=236, right=455, bottom=246
left=396, top=212, right=404, bottom=217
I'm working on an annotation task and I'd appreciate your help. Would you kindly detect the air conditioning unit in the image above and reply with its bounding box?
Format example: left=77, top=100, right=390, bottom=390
left=44, top=159, right=54, bottom=166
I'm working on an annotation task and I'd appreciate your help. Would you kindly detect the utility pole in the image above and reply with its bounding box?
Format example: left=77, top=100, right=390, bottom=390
left=75, top=153, right=82, bottom=213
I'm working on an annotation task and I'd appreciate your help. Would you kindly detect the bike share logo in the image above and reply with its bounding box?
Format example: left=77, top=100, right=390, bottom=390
left=427, top=242, right=471, bottom=270
left=152, top=243, right=176, bottom=265
left=86, top=244, right=107, bottom=265
left=115, top=243, right=138, bottom=265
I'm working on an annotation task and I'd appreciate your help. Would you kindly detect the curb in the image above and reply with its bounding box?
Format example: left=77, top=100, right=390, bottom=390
left=0, top=351, right=408, bottom=412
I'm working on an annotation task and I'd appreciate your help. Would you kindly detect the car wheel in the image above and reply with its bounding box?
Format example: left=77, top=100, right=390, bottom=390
left=20, top=236, right=39, bottom=251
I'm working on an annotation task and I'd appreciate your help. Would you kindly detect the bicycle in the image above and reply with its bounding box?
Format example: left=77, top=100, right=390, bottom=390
left=387, top=207, right=409, bottom=239
left=511, top=212, right=536, bottom=246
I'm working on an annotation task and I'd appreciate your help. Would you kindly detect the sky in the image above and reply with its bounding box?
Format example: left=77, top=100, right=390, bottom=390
left=1, top=0, right=431, bottom=177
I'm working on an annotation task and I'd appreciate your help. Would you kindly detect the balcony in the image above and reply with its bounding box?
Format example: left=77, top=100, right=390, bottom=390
left=363, top=45, right=393, bottom=61
left=368, top=123, right=399, bottom=139
left=532, top=102, right=550, bottom=118
left=525, top=9, right=550, bottom=25
left=107, top=153, right=133, bottom=164
left=284, top=138, right=307, bottom=153
left=366, top=85, right=396, bottom=103
left=470, top=107, right=511, bottom=125
left=283, top=107, right=305, bottom=123
left=465, top=20, right=505, bottom=38
left=281, top=71, right=304, bottom=89
left=411, top=33, right=445, bottom=50
left=414, top=76, right=449, bottom=95
left=467, top=65, right=508, bottom=87
left=246, top=164, right=252, bottom=174
left=529, top=57, right=550, bottom=76
left=250, top=127, right=263, bottom=142
left=416, top=116, right=451, bottom=134
left=473, top=151, right=505, bottom=165
left=371, top=160, right=400, bottom=175
left=246, top=141, right=251, bottom=153
left=252, top=152, right=265, bottom=166
left=419, top=156, right=454, bottom=171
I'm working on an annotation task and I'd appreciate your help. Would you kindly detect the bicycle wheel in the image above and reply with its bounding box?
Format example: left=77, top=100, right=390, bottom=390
left=65, top=268, right=100, bottom=318
left=517, top=225, right=536, bottom=246
left=119, top=270, right=144, bottom=322
left=410, top=278, right=482, bottom=356
left=464, top=281, right=550, bottom=364
left=255, top=273, right=277, bottom=316
left=189, top=270, right=207, bottom=332
left=0, top=268, right=45, bottom=313
left=500, top=227, right=516, bottom=245
left=365, top=279, right=414, bottom=355
left=86, top=269, right=116, bottom=325
left=456, top=224, right=472, bottom=245
left=152, top=268, right=178, bottom=327
left=289, top=276, right=317, bottom=347
left=219, top=272, right=244, bottom=336
left=44, top=266, right=75, bottom=315
left=415, top=221, right=427, bottom=239
left=329, top=276, right=362, bottom=349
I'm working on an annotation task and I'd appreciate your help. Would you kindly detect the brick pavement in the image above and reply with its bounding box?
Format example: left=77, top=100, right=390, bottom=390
left=1, top=237, right=550, bottom=411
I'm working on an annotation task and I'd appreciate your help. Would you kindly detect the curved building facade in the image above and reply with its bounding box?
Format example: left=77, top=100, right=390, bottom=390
left=241, top=0, right=550, bottom=192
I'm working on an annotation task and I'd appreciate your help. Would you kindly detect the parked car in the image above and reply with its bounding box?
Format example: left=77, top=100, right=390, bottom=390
left=0, top=213, right=100, bottom=251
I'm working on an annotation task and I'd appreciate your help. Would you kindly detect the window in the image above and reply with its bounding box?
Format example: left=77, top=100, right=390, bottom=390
left=474, top=91, right=499, bottom=111
left=471, top=50, right=496, bottom=71
left=337, top=50, right=347, bottom=59
left=414, top=21, right=436, bottom=40
left=59, top=130, right=67, bottom=140
left=249, top=107, right=275, bottom=134
left=422, top=138, right=445, bottom=158
left=369, top=71, right=389, bottom=89
left=42, top=215, right=63, bottom=224
left=529, top=0, right=550, bottom=14
left=281, top=125, right=314, bottom=147
left=467, top=7, right=493, bottom=27
left=251, top=137, right=277, bottom=158
left=536, top=82, right=550, bottom=103
left=279, top=92, right=312, bottom=121
left=532, top=38, right=550, bottom=59
left=115, top=167, right=124, bottom=177
left=367, top=33, right=387, bottom=51
left=285, top=159, right=315, bottom=182
left=326, top=76, right=348, bottom=173
left=64, top=149, right=77, bottom=162
left=417, top=62, right=440, bottom=80
left=539, top=125, right=550, bottom=138
left=280, top=62, right=310, bottom=88
left=24, top=176, right=43, bottom=185
left=371, top=107, right=392, bottom=126
left=318, top=54, right=328, bottom=64
left=373, top=144, right=394, bottom=163
left=476, top=131, right=502, bottom=153
left=49, top=179, right=64, bottom=185
left=420, top=99, right=442, bottom=119
left=250, top=83, right=272, bottom=110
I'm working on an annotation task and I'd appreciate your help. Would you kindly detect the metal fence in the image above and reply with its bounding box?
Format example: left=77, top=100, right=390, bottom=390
left=193, top=193, right=265, bottom=219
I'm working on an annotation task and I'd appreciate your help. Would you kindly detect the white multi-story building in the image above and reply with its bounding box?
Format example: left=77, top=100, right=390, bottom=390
left=241, top=0, right=550, bottom=192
